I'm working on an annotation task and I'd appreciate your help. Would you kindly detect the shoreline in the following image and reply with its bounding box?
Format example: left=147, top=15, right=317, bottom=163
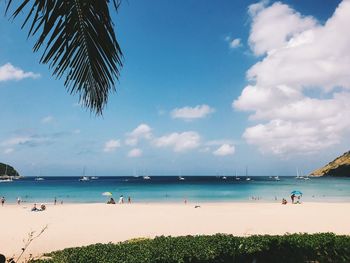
left=1, top=202, right=350, bottom=259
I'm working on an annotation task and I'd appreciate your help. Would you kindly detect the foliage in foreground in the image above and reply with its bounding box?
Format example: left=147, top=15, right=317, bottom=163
left=32, top=233, right=350, bottom=263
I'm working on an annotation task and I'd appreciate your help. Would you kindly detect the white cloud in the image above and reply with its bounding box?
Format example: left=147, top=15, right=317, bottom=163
left=0, top=63, right=40, bottom=82
left=171, top=105, right=215, bottom=121
left=103, top=139, right=121, bottom=152
left=248, top=2, right=317, bottom=56
left=4, top=148, right=14, bottom=154
left=233, top=0, right=350, bottom=155
left=1, top=135, right=52, bottom=148
left=125, top=124, right=152, bottom=146
left=128, top=148, right=142, bottom=158
left=41, top=116, right=54, bottom=124
left=153, top=131, right=201, bottom=152
left=229, top=38, right=242, bottom=49
left=213, top=144, right=235, bottom=156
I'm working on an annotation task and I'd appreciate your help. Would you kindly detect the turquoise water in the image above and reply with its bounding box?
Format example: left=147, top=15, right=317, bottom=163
left=0, top=176, right=350, bottom=203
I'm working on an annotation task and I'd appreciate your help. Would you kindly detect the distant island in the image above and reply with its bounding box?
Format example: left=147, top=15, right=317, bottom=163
left=0, top=162, right=21, bottom=179
left=310, top=151, right=350, bottom=177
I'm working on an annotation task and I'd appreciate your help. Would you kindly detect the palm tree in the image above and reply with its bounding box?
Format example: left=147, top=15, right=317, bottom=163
left=5, top=0, right=123, bottom=114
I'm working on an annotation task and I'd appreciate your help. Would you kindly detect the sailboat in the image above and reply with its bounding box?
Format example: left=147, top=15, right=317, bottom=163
left=245, top=167, right=251, bottom=181
left=35, top=169, right=45, bottom=181
left=295, top=168, right=304, bottom=179
left=0, top=165, right=13, bottom=183
left=79, top=167, right=90, bottom=181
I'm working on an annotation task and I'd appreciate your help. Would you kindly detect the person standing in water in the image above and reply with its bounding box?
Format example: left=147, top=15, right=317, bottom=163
left=119, top=195, right=124, bottom=204
left=54, top=197, right=57, bottom=205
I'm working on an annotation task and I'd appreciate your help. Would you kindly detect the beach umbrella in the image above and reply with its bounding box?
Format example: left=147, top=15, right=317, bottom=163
left=291, top=190, right=303, bottom=195
left=102, top=192, right=112, bottom=196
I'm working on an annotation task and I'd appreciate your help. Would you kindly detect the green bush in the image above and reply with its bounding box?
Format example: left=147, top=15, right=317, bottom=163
left=32, top=233, right=350, bottom=263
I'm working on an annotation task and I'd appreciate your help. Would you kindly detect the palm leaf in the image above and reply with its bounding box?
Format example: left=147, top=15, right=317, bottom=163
left=6, top=0, right=123, bottom=114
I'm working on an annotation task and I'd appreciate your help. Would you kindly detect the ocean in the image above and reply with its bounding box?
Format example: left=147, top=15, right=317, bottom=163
left=0, top=176, right=350, bottom=204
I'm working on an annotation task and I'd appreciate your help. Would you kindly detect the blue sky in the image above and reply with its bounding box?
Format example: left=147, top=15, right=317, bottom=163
left=0, top=0, right=348, bottom=177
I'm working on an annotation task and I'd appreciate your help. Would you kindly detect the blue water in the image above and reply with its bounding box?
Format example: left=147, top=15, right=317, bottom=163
left=0, top=176, right=350, bottom=203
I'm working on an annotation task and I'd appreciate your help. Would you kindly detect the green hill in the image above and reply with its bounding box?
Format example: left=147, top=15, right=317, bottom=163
left=0, top=162, right=21, bottom=178
left=310, top=151, right=350, bottom=177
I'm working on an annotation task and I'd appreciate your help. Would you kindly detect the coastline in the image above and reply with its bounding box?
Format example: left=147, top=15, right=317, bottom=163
left=1, top=202, right=350, bottom=259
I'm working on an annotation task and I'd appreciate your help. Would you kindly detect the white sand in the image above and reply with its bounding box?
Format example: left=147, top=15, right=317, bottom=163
left=1, top=202, right=350, bottom=259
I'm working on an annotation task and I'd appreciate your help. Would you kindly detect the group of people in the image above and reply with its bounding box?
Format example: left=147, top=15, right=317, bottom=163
left=107, top=195, right=132, bottom=204
left=281, top=193, right=303, bottom=205
left=31, top=203, right=46, bottom=212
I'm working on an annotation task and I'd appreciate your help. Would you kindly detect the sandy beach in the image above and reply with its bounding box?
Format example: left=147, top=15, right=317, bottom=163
left=1, top=202, right=350, bottom=259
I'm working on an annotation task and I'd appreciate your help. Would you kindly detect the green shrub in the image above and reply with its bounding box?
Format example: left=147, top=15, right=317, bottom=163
left=32, top=233, right=350, bottom=263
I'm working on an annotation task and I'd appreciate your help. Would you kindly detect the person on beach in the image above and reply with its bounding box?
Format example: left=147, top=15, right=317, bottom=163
left=1, top=197, right=5, bottom=206
left=31, top=203, right=39, bottom=211
left=107, top=198, right=115, bottom=204
left=119, top=195, right=124, bottom=204
left=282, top=198, right=287, bottom=205
left=128, top=196, right=131, bottom=204
left=54, top=197, right=57, bottom=205
left=291, top=194, right=295, bottom=204
left=17, top=197, right=21, bottom=205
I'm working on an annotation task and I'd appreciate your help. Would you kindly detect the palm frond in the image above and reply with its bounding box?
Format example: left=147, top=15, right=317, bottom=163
left=6, top=0, right=123, bottom=114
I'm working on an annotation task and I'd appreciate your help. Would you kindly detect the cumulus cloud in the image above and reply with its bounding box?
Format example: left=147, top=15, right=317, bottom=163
left=103, top=139, right=121, bottom=152
left=125, top=124, right=152, bottom=146
left=229, top=38, right=242, bottom=49
left=233, top=0, right=350, bottom=155
left=128, top=148, right=142, bottom=157
left=171, top=105, right=215, bottom=121
left=213, top=144, right=235, bottom=156
left=153, top=131, right=201, bottom=152
left=0, top=63, right=40, bottom=82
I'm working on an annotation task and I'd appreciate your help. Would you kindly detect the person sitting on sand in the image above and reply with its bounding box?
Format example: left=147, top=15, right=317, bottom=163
left=107, top=198, right=115, bottom=204
left=282, top=198, right=287, bottom=205
left=40, top=204, right=46, bottom=211
left=31, top=203, right=39, bottom=212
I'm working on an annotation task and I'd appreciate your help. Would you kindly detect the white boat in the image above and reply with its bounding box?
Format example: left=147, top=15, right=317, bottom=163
left=245, top=167, right=251, bottom=181
left=222, top=176, right=227, bottom=180
left=35, top=177, right=45, bottom=181
left=274, top=176, right=280, bottom=181
left=79, top=176, right=90, bottom=181
left=79, top=167, right=90, bottom=181
left=0, top=178, right=13, bottom=183
left=295, top=168, right=304, bottom=179
left=143, top=176, right=151, bottom=180
left=179, top=176, right=185, bottom=181
left=91, top=176, right=99, bottom=180
left=0, top=165, right=13, bottom=183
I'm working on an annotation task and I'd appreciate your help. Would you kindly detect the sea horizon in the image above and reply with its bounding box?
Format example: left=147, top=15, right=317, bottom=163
left=1, top=176, right=349, bottom=204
